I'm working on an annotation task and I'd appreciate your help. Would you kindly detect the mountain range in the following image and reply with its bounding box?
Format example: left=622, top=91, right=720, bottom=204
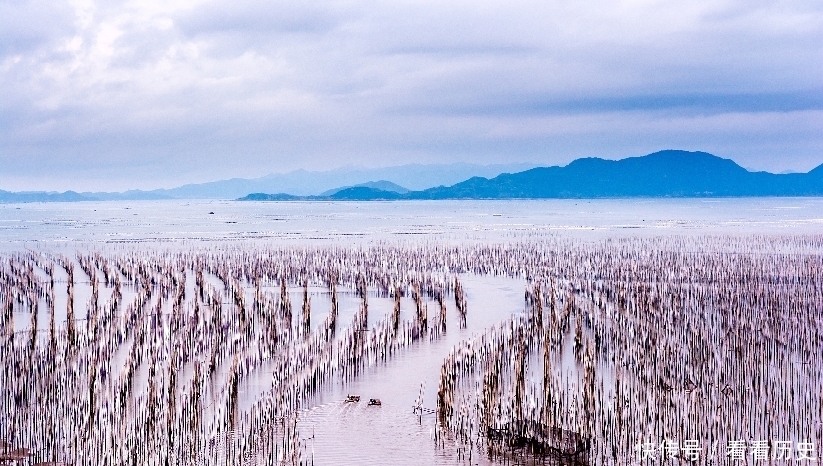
left=239, top=151, right=823, bottom=201
left=3, top=151, right=823, bottom=203
left=0, top=162, right=535, bottom=202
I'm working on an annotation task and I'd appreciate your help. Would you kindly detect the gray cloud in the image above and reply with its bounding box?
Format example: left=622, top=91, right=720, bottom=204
left=1, top=0, right=821, bottom=191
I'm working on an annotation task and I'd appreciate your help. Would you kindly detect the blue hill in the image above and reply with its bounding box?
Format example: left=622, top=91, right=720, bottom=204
left=405, top=150, right=823, bottom=199
left=236, top=150, right=823, bottom=201
left=238, top=187, right=402, bottom=201
left=0, top=190, right=93, bottom=203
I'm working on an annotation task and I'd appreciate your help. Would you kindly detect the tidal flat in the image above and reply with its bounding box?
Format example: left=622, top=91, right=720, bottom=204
left=1, top=199, right=821, bottom=465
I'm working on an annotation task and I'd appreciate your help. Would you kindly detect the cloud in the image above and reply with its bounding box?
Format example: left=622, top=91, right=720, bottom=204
left=0, top=0, right=75, bottom=55
left=0, top=0, right=821, bottom=190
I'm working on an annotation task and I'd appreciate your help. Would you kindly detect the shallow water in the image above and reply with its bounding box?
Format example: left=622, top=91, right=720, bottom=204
left=2, top=198, right=821, bottom=464
left=1, top=198, right=822, bottom=247
left=6, top=255, right=531, bottom=464
left=295, top=274, right=526, bottom=465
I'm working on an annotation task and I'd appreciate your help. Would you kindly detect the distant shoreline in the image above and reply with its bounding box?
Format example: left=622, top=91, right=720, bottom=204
left=5, top=195, right=823, bottom=206
left=4, top=150, right=822, bottom=203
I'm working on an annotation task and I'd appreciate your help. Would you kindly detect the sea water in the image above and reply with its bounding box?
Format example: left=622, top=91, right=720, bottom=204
left=1, top=198, right=822, bottom=247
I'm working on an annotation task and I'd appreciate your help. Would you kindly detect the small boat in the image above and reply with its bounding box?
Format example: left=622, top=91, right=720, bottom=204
left=368, top=398, right=382, bottom=406
left=345, top=395, right=361, bottom=403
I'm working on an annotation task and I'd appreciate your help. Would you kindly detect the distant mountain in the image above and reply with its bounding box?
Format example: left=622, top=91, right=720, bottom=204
left=0, top=190, right=93, bottom=203
left=327, top=187, right=403, bottom=200
left=319, top=180, right=409, bottom=196
left=160, top=162, right=533, bottom=198
left=0, top=162, right=536, bottom=202
left=6, top=152, right=823, bottom=203
left=419, top=151, right=823, bottom=199
left=239, top=151, right=823, bottom=201
left=411, top=151, right=823, bottom=198
left=239, top=187, right=403, bottom=201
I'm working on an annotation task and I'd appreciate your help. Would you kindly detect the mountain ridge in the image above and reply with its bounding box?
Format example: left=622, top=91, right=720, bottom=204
left=147, top=162, right=533, bottom=197
left=5, top=151, right=823, bottom=203
left=0, top=190, right=93, bottom=203
left=240, top=150, right=823, bottom=200
left=319, top=180, right=409, bottom=197
left=0, top=162, right=536, bottom=202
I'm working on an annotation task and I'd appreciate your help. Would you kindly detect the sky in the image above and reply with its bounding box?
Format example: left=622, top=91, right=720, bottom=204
left=1, top=0, right=822, bottom=191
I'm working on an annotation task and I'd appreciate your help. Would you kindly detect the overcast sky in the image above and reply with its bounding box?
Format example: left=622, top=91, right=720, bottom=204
left=1, top=0, right=821, bottom=191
